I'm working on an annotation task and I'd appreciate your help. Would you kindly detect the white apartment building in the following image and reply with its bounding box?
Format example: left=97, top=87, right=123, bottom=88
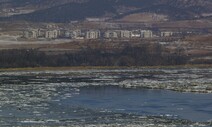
left=23, top=29, right=38, bottom=39
left=131, top=30, right=141, bottom=38
left=45, top=29, right=59, bottom=39
left=120, top=30, right=131, bottom=38
left=86, top=30, right=100, bottom=39
left=71, top=29, right=81, bottom=39
left=140, top=30, right=153, bottom=38
left=161, top=31, right=173, bottom=37
left=104, top=30, right=118, bottom=38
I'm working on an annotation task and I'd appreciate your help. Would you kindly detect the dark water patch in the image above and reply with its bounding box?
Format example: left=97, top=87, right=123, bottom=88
left=63, top=86, right=212, bottom=122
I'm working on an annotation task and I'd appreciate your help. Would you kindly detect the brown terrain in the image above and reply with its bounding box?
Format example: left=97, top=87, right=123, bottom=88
left=0, top=0, right=211, bottom=67
left=0, top=20, right=211, bottom=58
left=116, top=13, right=168, bottom=23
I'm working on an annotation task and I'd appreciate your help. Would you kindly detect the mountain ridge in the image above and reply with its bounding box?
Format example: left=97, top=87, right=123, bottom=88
left=0, top=0, right=212, bottom=22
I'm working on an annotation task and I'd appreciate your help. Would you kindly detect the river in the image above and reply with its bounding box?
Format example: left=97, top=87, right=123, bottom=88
left=0, top=68, right=211, bottom=126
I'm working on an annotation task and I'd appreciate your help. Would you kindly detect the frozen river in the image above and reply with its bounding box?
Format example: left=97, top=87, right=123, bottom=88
left=0, top=68, right=211, bottom=126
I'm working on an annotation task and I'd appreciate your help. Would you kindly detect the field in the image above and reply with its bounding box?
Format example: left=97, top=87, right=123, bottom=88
left=116, top=13, right=168, bottom=22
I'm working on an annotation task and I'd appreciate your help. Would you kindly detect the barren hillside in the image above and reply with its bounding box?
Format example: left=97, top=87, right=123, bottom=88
left=0, top=0, right=211, bottom=22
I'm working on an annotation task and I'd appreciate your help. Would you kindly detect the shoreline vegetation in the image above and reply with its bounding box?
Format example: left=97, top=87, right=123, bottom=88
left=0, top=43, right=211, bottom=68
left=0, top=64, right=212, bottom=71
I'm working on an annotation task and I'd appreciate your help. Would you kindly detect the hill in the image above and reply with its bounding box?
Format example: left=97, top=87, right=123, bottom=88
left=0, top=0, right=212, bottom=22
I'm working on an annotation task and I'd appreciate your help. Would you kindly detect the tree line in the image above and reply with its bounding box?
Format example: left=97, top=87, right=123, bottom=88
left=0, top=45, right=190, bottom=68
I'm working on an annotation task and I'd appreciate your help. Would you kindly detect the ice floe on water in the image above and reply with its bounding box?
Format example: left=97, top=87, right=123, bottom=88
left=0, top=68, right=211, bottom=126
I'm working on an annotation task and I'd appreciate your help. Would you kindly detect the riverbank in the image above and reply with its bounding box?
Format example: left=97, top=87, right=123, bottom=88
left=0, top=64, right=212, bottom=71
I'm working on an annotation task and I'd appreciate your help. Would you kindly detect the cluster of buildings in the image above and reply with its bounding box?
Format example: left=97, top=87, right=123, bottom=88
left=22, top=25, right=176, bottom=40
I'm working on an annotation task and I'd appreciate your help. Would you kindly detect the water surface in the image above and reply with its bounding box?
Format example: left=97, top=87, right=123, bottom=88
left=0, top=68, right=211, bottom=126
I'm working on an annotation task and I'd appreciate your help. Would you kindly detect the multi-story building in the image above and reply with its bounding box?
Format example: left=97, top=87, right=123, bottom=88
left=161, top=31, right=173, bottom=37
left=120, top=30, right=131, bottom=38
left=131, top=30, right=141, bottom=38
left=140, top=30, right=153, bottom=38
left=45, top=29, right=59, bottom=39
left=64, top=30, right=71, bottom=38
left=104, top=30, right=118, bottom=38
left=38, top=29, right=45, bottom=38
left=71, top=29, right=81, bottom=39
left=86, top=30, right=100, bottom=39
left=56, top=29, right=67, bottom=38
left=23, top=29, right=38, bottom=39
